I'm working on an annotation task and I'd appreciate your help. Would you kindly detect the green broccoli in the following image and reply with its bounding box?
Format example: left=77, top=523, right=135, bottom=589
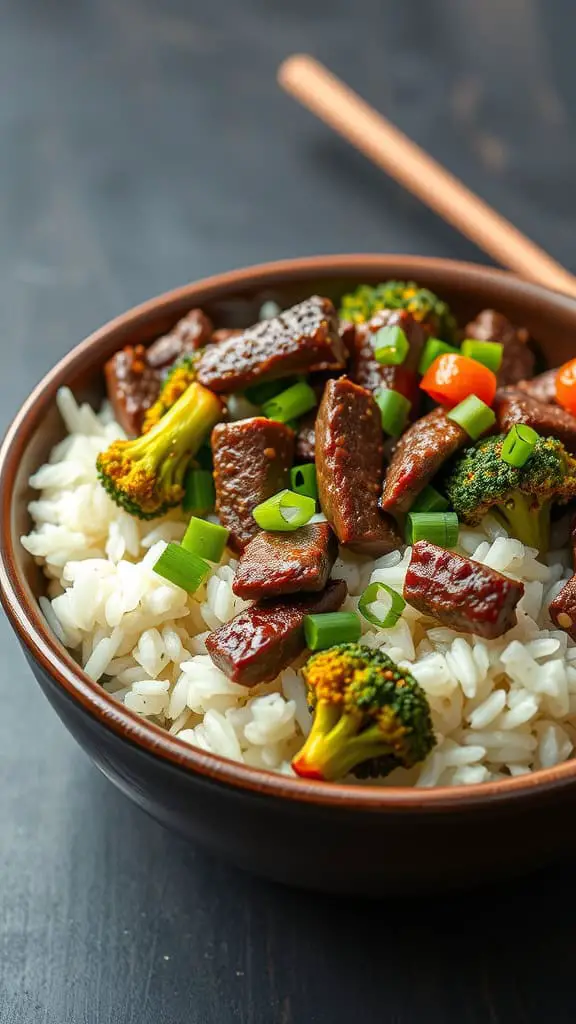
left=338, top=280, right=457, bottom=339
left=291, top=643, right=435, bottom=781
left=142, top=355, right=197, bottom=433
left=444, top=433, right=576, bottom=554
left=97, top=381, right=222, bottom=519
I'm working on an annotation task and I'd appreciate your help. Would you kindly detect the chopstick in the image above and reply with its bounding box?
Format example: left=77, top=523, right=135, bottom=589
left=278, top=54, right=576, bottom=299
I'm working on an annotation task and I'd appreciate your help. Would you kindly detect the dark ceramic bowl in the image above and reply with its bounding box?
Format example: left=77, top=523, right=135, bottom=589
left=3, top=254, right=576, bottom=896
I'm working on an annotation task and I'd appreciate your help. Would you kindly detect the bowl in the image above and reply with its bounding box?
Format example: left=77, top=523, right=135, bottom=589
left=2, top=253, right=576, bottom=896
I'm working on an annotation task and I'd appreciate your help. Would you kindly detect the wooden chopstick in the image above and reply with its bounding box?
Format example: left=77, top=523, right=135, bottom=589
left=278, top=54, right=576, bottom=299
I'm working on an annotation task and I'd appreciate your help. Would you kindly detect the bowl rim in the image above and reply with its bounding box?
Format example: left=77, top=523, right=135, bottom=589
left=3, top=251, right=576, bottom=812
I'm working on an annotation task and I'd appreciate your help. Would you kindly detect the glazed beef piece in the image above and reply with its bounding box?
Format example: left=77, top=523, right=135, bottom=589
left=196, top=296, right=346, bottom=393
left=146, top=308, right=213, bottom=369
left=404, top=541, right=524, bottom=639
left=206, top=579, right=347, bottom=686
left=104, top=345, right=162, bottom=436
left=464, top=309, right=534, bottom=386
left=349, top=308, right=429, bottom=416
left=494, top=388, right=576, bottom=454
left=381, top=408, right=468, bottom=517
left=518, top=368, right=558, bottom=405
left=232, top=523, right=338, bottom=601
left=315, top=378, right=401, bottom=556
left=295, top=409, right=317, bottom=462
left=211, top=418, right=295, bottom=553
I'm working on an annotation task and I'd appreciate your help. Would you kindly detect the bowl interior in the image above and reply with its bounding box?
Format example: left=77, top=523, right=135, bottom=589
left=4, top=253, right=576, bottom=808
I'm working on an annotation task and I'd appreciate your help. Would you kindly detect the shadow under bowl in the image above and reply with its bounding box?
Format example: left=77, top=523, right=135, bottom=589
left=2, top=254, right=576, bottom=896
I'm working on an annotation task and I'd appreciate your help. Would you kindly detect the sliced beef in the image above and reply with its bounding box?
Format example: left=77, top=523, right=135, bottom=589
left=464, top=309, right=534, bottom=386
left=211, top=418, right=295, bottom=553
left=315, top=378, right=401, bottom=556
left=404, top=541, right=524, bottom=639
left=349, top=308, right=429, bottom=417
left=494, top=387, right=576, bottom=454
left=196, top=296, right=346, bottom=393
left=104, top=345, right=162, bottom=437
left=206, top=579, right=347, bottom=686
left=380, top=408, right=468, bottom=517
left=517, top=368, right=558, bottom=405
left=146, top=308, right=213, bottom=369
left=232, top=523, right=338, bottom=601
left=295, top=409, right=317, bottom=462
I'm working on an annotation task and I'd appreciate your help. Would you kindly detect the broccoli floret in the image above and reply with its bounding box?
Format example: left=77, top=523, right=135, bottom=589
left=444, top=433, right=576, bottom=554
left=97, top=381, right=222, bottom=519
left=291, top=643, right=435, bottom=781
left=142, top=355, right=197, bottom=433
left=338, top=280, right=456, bottom=339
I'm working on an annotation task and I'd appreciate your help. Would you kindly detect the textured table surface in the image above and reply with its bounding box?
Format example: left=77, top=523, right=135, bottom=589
left=3, top=1, right=576, bottom=1021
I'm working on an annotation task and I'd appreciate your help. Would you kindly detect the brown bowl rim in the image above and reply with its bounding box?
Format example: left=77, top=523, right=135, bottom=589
left=3, top=252, right=576, bottom=813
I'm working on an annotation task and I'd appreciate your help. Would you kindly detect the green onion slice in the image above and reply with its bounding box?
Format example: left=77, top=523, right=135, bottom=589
left=244, top=377, right=297, bottom=406
left=501, top=424, right=539, bottom=467
left=374, top=388, right=412, bottom=437
left=153, top=543, right=211, bottom=593
left=183, top=469, right=215, bottom=514
left=418, top=338, right=459, bottom=376
left=290, top=463, right=318, bottom=501
left=358, top=582, right=406, bottom=628
left=182, top=516, right=229, bottom=563
left=461, top=339, right=503, bottom=373
left=446, top=395, right=496, bottom=440
left=405, top=511, right=459, bottom=547
left=373, top=325, right=410, bottom=366
left=253, top=489, right=315, bottom=531
left=303, top=612, right=362, bottom=651
left=410, top=484, right=450, bottom=513
left=262, top=381, right=317, bottom=423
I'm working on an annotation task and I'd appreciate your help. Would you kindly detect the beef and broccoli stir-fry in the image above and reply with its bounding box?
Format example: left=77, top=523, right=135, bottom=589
left=94, top=280, right=576, bottom=781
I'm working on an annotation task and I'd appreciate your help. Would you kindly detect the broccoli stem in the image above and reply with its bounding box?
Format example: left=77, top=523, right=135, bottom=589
left=493, top=492, right=551, bottom=553
left=293, top=701, right=393, bottom=781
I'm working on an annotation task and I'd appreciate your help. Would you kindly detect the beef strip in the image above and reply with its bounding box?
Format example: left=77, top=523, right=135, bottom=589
left=211, top=418, right=295, bottom=553
left=206, top=579, right=347, bottom=686
left=349, top=308, right=429, bottom=417
left=494, top=387, right=576, bottom=453
left=315, top=377, right=401, bottom=555
left=549, top=518, right=576, bottom=639
left=380, top=408, right=468, bottom=516
left=196, top=296, right=346, bottom=393
left=232, top=523, right=338, bottom=600
left=404, top=541, right=524, bottom=639
left=517, top=368, right=558, bottom=405
left=104, top=345, right=162, bottom=437
left=146, top=308, right=213, bottom=369
left=464, top=309, right=534, bottom=386
left=295, top=409, right=317, bottom=462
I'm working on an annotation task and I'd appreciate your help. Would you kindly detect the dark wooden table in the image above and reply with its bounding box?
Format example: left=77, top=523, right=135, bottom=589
left=3, top=1, right=576, bottom=1020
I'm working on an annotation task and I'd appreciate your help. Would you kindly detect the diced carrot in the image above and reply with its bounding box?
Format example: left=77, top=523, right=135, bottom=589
left=420, top=353, right=497, bottom=409
left=556, top=358, right=576, bottom=415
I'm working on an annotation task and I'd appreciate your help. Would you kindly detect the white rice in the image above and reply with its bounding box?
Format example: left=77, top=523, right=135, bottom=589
left=21, top=387, right=576, bottom=786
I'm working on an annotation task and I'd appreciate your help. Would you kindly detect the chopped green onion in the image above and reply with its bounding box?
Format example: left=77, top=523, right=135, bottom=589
left=263, top=381, right=317, bottom=423
left=304, top=612, right=362, bottom=650
left=405, top=512, right=459, bottom=547
left=253, top=489, right=315, bottom=531
left=373, top=325, right=409, bottom=366
left=182, top=516, right=229, bottom=563
left=358, top=582, right=406, bottom=628
left=501, top=424, right=539, bottom=467
left=259, top=299, right=281, bottom=321
left=374, top=388, right=411, bottom=436
left=418, top=338, right=459, bottom=376
left=183, top=469, right=215, bottom=514
left=290, top=463, right=318, bottom=501
left=446, top=395, right=496, bottom=440
left=461, top=339, right=503, bottom=373
left=153, top=543, right=211, bottom=593
left=244, top=377, right=297, bottom=406
left=410, top=484, right=450, bottom=513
